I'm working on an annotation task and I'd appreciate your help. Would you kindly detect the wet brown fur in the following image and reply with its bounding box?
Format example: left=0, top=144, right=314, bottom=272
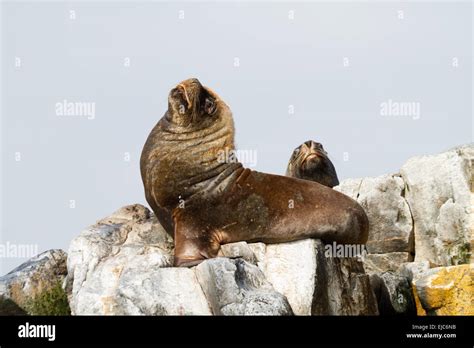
left=140, top=78, right=369, bottom=266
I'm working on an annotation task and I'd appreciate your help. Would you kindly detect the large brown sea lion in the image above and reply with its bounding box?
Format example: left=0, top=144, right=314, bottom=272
left=286, top=140, right=340, bottom=188
left=140, top=78, right=369, bottom=267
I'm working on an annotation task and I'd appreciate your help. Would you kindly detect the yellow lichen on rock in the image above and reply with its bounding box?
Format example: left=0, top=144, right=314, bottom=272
left=413, top=264, right=473, bottom=315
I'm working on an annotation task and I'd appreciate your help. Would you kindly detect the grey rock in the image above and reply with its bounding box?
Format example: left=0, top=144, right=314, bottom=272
left=400, top=144, right=473, bottom=266
left=218, top=242, right=258, bottom=264
left=0, top=249, right=67, bottom=315
left=335, top=174, right=414, bottom=254
left=262, top=239, right=378, bottom=315
left=194, top=257, right=292, bottom=315
left=363, top=252, right=413, bottom=275
left=370, top=272, right=416, bottom=315
left=116, top=268, right=211, bottom=315
left=398, top=261, right=430, bottom=283
left=67, top=204, right=176, bottom=315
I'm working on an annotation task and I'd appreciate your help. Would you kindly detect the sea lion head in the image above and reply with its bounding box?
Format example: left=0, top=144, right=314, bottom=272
left=167, top=78, right=223, bottom=128
left=142, top=78, right=237, bottom=210
left=287, top=140, right=329, bottom=176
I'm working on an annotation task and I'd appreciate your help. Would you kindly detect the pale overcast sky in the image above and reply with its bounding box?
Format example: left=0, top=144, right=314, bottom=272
left=1, top=0, right=472, bottom=273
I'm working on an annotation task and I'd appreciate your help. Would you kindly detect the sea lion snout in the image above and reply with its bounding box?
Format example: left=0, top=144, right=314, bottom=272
left=286, top=139, right=339, bottom=188
left=167, top=78, right=218, bottom=124
left=169, top=78, right=202, bottom=105
left=290, top=139, right=328, bottom=168
left=302, top=140, right=328, bottom=159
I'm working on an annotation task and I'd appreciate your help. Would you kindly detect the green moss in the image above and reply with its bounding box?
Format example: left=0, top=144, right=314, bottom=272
left=451, top=242, right=471, bottom=265
left=24, top=281, right=71, bottom=316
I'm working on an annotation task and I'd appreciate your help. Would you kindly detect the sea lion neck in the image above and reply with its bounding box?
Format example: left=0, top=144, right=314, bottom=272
left=141, top=105, right=242, bottom=210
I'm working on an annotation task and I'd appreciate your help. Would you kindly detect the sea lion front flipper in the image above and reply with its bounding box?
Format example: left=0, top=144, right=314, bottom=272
left=172, top=212, right=220, bottom=267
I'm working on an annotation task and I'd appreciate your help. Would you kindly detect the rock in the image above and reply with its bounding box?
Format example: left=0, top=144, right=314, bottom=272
left=412, top=264, right=473, bottom=315
left=116, top=268, right=211, bottom=315
left=68, top=205, right=381, bottom=316
left=248, top=243, right=266, bottom=263
left=400, top=144, right=473, bottom=266
left=66, top=204, right=176, bottom=315
left=194, top=257, right=292, bottom=315
left=218, top=242, right=258, bottom=264
left=261, top=240, right=316, bottom=315
left=370, top=272, right=416, bottom=315
left=398, top=261, right=430, bottom=283
left=363, top=252, right=413, bottom=274
left=0, top=295, right=27, bottom=315
left=335, top=174, right=414, bottom=254
left=262, top=239, right=378, bottom=315
left=67, top=205, right=289, bottom=316
left=0, top=249, right=68, bottom=315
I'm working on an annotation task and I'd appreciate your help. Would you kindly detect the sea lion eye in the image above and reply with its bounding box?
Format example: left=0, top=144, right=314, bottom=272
left=293, top=148, right=300, bottom=157
left=204, top=97, right=216, bottom=115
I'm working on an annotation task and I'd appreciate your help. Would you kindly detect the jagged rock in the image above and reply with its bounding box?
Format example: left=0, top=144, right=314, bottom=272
left=335, top=174, right=414, bottom=254
left=262, top=239, right=378, bottom=315
left=370, top=272, right=416, bottom=315
left=195, top=258, right=292, bottom=315
left=116, top=268, right=211, bottom=315
left=218, top=242, right=258, bottom=264
left=0, top=249, right=67, bottom=315
left=67, top=207, right=379, bottom=316
left=398, top=261, right=430, bottom=283
left=400, top=144, right=473, bottom=266
left=363, top=252, right=413, bottom=274
left=68, top=205, right=289, bottom=315
left=412, top=264, right=473, bottom=315
left=248, top=243, right=266, bottom=263
left=261, top=240, right=317, bottom=315
left=66, top=204, right=175, bottom=315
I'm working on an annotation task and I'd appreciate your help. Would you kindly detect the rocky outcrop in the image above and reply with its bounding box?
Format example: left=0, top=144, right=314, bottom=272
left=335, top=174, right=414, bottom=254
left=369, top=272, right=416, bottom=315
left=412, top=264, right=473, bottom=315
left=66, top=205, right=378, bottom=315
left=0, top=249, right=68, bottom=315
left=400, top=144, right=473, bottom=267
left=363, top=252, right=413, bottom=274
left=335, top=144, right=473, bottom=315
left=1, top=144, right=471, bottom=316
left=262, top=239, right=377, bottom=315
left=195, top=258, right=292, bottom=315
left=65, top=204, right=177, bottom=315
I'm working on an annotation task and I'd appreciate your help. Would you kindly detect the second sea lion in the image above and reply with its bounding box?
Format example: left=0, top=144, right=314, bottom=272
left=286, top=140, right=340, bottom=188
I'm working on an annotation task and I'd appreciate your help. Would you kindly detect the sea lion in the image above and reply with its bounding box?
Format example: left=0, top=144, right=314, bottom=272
left=286, top=140, right=340, bottom=188
left=140, top=78, right=369, bottom=267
